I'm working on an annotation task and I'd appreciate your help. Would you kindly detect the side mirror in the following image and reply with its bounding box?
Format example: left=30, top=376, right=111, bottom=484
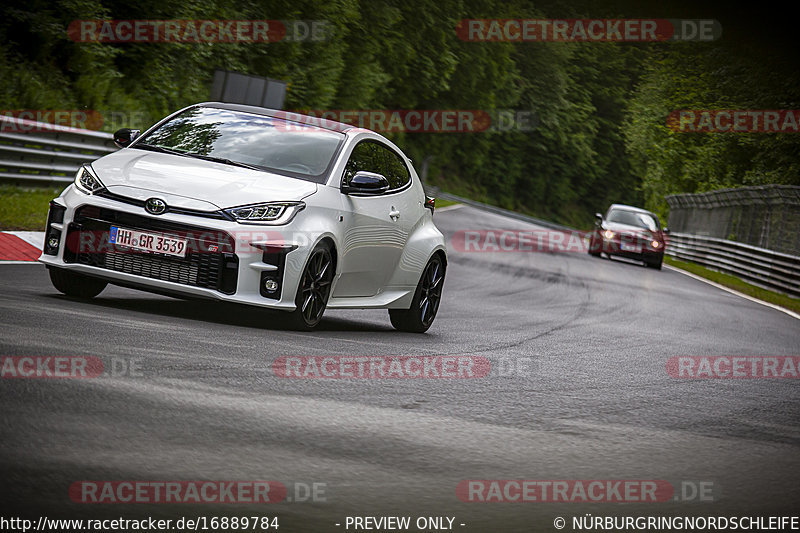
left=663, top=227, right=670, bottom=234
left=594, top=213, right=603, bottom=225
left=342, top=171, right=389, bottom=195
left=114, top=128, right=140, bottom=149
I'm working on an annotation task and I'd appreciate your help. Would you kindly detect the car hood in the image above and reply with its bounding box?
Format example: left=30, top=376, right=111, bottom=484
left=604, top=221, right=658, bottom=237
left=91, top=149, right=318, bottom=211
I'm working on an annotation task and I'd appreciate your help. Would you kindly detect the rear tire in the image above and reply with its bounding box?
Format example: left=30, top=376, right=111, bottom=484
left=389, top=254, right=445, bottom=333
left=286, top=242, right=334, bottom=331
left=48, top=267, right=107, bottom=298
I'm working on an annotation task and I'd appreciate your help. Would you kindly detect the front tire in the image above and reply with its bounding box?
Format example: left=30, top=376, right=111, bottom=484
left=389, top=254, right=445, bottom=333
left=286, top=242, right=334, bottom=331
left=588, top=235, right=601, bottom=257
left=646, top=256, right=663, bottom=270
left=48, top=267, right=107, bottom=298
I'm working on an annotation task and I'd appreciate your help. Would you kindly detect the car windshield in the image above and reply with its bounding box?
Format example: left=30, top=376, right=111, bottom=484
left=134, top=106, right=344, bottom=182
left=606, top=209, right=659, bottom=231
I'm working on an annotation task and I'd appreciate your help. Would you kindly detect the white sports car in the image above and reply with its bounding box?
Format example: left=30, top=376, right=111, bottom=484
left=39, top=103, right=447, bottom=332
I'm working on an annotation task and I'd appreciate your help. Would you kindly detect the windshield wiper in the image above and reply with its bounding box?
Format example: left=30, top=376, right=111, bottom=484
left=134, top=143, right=187, bottom=156
left=186, top=153, right=265, bottom=172
left=134, top=144, right=264, bottom=172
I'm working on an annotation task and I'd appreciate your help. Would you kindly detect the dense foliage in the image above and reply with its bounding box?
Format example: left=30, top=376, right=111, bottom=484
left=1, top=0, right=798, bottom=226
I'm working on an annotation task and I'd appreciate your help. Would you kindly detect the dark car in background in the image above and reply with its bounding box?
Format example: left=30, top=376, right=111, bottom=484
left=588, top=204, right=667, bottom=269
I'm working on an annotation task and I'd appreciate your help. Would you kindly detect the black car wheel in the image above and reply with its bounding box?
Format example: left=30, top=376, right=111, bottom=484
left=389, top=254, right=445, bottom=333
left=287, top=242, right=334, bottom=330
left=588, top=234, right=602, bottom=257
left=48, top=267, right=107, bottom=298
left=646, top=256, right=663, bottom=270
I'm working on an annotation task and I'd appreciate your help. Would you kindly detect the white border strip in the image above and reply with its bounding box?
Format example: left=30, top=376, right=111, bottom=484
left=8, top=231, right=45, bottom=249
left=0, top=260, right=39, bottom=265
left=665, top=264, right=800, bottom=320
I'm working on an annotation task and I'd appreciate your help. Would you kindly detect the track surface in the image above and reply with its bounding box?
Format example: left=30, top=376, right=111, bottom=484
left=1, top=206, right=798, bottom=531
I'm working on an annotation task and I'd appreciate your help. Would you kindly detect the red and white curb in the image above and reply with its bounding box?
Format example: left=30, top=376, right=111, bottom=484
left=0, top=231, right=44, bottom=263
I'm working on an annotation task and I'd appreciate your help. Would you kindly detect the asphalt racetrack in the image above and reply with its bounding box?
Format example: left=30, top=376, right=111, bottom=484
left=1, top=205, right=798, bottom=531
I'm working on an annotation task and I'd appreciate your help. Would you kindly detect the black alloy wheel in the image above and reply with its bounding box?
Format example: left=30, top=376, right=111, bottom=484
left=289, top=243, right=334, bottom=330
left=389, top=254, right=445, bottom=333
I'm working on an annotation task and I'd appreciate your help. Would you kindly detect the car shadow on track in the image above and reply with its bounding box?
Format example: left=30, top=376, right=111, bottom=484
left=43, top=293, right=396, bottom=333
left=602, top=254, right=651, bottom=268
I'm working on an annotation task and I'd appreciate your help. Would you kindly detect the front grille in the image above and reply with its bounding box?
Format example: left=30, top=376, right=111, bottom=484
left=95, top=190, right=231, bottom=220
left=64, top=206, right=238, bottom=294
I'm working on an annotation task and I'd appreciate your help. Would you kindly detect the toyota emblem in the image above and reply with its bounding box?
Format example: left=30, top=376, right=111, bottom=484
left=145, top=198, right=167, bottom=215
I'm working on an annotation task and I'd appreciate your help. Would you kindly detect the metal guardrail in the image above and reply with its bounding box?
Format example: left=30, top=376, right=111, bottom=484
left=666, top=232, right=800, bottom=298
left=0, top=115, right=116, bottom=183
left=666, top=185, right=800, bottom=257
left=425, top=188, right=573, bottom=231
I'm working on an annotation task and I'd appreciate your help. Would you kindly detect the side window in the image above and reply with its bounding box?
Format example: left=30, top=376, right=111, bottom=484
left=343, top=141, right=411, bottom=191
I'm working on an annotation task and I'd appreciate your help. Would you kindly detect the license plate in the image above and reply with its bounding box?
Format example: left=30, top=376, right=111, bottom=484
left=109, top=226, right=188, bottom=258
left=620, top=241, right=641, bottom=253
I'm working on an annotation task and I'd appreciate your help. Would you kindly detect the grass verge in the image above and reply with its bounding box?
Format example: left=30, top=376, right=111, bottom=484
left=664, top=255, right=800, bottom=315
left=434, top=198, right=460, bottom=208
left=0, top=185, right=64, bottom=231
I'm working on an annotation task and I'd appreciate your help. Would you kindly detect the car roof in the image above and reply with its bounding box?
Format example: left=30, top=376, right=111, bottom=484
left=195, top=102, right=357, bottom=134
left=607, top=204, right=658, bottom=217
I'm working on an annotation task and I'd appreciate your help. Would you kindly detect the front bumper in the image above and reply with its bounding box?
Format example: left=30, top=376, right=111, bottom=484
left=601, top=235, right=664, bottom=262
left=38, top=186, right=314, bottom=311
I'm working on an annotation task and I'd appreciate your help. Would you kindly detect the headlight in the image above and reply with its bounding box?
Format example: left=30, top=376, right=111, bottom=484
left=225, top=202, right=305, bottom=225
left=603, top=230, right=615, bottom=240
left=74, top=165, right=105, bottom=195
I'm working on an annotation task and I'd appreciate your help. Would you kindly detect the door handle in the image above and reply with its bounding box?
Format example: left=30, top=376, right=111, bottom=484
left=389, top=207, right=400, bottom=220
